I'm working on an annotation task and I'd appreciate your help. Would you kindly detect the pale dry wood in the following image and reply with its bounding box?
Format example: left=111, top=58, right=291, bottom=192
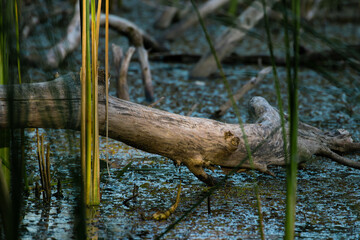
left=190, top=0, right=279, bottom=78
left=0, top=74, right=359, bottom=186
left=138, top=46, right=154, bottom=102
left=25, top=1, right=165, bottom=69
left=155, top=6, right=178, bottom=29
left=163, top=0, right=231, bottom=40
left=128, top=28, right=155, bottom=103
left=112, top=43, right=123, bottom=80
left=43, top=1, right=81, bottom=69
left=117, top=46, right=135, bottom=101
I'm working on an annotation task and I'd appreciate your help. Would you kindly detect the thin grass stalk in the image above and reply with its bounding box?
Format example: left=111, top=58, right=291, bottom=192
left=94, top=0, right=102, bottom=204
left=90, top=0, right=100, bottom=205
left=95, top=0, right=102, bottom=49
left=36, top=130, right=44, bottom=194
left=40, top=135, right=47, bottom=200
left=282, top=0, right=292, bottom=90
left=85, top=0, right=92, bottom=206
left=284, top=0, right=300, bottom=238
left=254, top=184, right=264, bottom=238
left=0, top=163, right=12, bottom=239
left=0, top=13, right=10, bottom=188
left=261, top=0, right=288, bottom=159
left=190, top=1, right=265, bottom=238
left=15, top=0, right=21, bottom=84
left=228, top=0, right=238, bottom=17
left=1, top=2, right=22, bottom=238
left=80, top=0, right=87, bottom=193
left=105, top=0, right=110, bottom=177
left=90, top=0, right=96, bottom=205
left=46, top=144, right=51, bottom=201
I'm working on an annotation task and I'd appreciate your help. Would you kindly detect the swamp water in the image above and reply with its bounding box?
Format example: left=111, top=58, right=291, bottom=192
left=8, top=0, right=360, bottom=239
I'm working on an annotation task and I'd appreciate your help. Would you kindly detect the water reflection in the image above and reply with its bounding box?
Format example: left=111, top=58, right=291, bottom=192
left=87, top=207, right=100, bottom=240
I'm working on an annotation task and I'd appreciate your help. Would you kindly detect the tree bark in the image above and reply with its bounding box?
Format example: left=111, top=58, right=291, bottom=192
left=1, top=73, right=359, bottom=186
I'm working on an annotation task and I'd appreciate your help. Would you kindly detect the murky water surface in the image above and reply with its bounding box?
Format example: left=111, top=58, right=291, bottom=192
left=14, top=0, right=360, bottom=239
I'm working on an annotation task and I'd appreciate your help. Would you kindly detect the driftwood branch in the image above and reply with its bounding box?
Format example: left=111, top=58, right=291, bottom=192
left=0, top=73, right=359, bottom=186
left=112, top=44, right=134, bottom=101
left=25, top=1, right=165, bottom=69
left=190, top=0, right=279, bottom=78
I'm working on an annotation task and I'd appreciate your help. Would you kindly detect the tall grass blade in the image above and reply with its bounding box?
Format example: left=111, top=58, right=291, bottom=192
left=90, top=0, right=101, bottom=205
left=284, top=0, right=300, bottom=238
left=85, top=0, right=92, bottom=206
left=80, top=0, right=87, bottom=188
left=0, top=2, right=13, bottom=239
left=261, top=0, right=288, bottom=165
left=105, top=0, right=110, bottom=177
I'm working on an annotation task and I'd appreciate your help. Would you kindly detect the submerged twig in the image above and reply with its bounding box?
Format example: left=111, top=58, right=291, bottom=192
left=186, top=103, right=199, bottom=117
left=148, top=96, right=165, bottom=108
left=123, top=184, right=139, bottom=207
left=153, top=181, right=182, bottom=221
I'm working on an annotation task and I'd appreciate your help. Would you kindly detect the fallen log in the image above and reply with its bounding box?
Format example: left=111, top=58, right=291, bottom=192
left=0, top=73, right=359, bottom=186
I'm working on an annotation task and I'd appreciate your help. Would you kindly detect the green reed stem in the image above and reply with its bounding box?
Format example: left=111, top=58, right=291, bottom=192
left=0, top=13, right=10, bottom=188
left=80, top=0, right=87, bottom=190
left=261, top=0, right=288, bottom=162
left=284, top=0, right=300, bottom=239
left=228, top=0, right=238, bottom=17
left=85, top=0, right=92, bottom=206
left=105, top=0, right=110, bottom=177
left=90, top=0, right=101, bottom=206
